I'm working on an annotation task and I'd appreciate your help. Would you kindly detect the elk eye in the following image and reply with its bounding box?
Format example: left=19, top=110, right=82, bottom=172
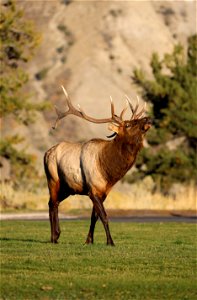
left=125, top=123, right=130, bottom=128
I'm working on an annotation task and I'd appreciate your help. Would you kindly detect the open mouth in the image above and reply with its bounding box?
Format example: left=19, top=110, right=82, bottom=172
left=144, top=119, right=152, bottom=131
left=144, top=124, right=151, bottom=131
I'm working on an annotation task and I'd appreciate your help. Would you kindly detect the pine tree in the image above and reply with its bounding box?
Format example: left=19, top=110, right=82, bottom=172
left=132, top=35, right=197, bottom=193
left=0, top=0, right=44, bottom=185
left=0, top=0, right=42, bottom=121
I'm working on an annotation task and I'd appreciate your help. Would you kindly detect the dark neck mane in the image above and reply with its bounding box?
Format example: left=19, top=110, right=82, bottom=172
left=99, top=136, right=143, bottom=186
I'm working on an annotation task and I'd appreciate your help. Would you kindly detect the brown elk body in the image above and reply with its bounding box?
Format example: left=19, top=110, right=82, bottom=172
left=44, top=87, right=151, bottom=245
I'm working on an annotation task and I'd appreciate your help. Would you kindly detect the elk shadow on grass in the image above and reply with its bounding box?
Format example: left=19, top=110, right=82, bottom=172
left=0, top=237, right=50, bottom=244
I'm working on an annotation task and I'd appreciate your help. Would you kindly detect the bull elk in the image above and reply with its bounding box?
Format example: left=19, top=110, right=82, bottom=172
left=44, top=86, right=151, bottom=245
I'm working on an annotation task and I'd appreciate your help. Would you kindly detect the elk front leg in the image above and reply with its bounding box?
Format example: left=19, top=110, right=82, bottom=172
left=85, top=207, right=98, bottom=244
left=91, top=195, right=115, bottom=246
left=49, top=199, right=61, bottom=243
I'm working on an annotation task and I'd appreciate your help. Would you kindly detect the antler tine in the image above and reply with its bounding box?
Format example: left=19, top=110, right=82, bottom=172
left=110, top=96, right=123, bottom=124
left=132, top=95, right=140, bottom=117
left=130, top=95, right=140, bottom=119
left=134, top=101, right=147, bottom=119
left=120, top=99, right=128, bottom=120
left=125, top=95, right=134, bottom=114
left=125, top=94, right=147, bottom=120
left=125, top=94, right=139, bottom=117
left=110, top=96, right=115, bottom=117
left=126, top=94, right=139, bottom=119
left=77, top=104, right=87, bottom=117
left=61, top=85, right=80, bottom=113
left=61, top=85, right=69, bottom=99
left=52, top=106, right=67, bottom=129
left=52, top=86, right=83, bottom=129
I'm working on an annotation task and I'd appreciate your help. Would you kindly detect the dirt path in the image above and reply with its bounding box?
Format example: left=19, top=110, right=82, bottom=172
left=0, top=212, right=75, bottom=221
left=0, top=211, right=196, bottom=223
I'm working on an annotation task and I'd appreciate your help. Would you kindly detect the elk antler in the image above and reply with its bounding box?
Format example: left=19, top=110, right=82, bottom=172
left=53, top=86, right=126, bottom=129
left=125, top=95, right=146, bottom=120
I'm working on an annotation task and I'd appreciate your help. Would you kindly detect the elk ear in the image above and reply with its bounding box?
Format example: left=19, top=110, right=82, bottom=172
left=108, top=123, right=119, bottom=134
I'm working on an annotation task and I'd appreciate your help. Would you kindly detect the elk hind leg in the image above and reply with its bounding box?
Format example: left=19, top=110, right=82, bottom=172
left=48, top=181, right=61, bottom=243
left=85, top=206, right=98, bottom=244
left=49, top=199, right=60, bottom=243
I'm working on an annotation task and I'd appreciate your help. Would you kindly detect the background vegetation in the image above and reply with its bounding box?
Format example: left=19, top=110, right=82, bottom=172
left=0, top=0, right=46, bottom=187
left=0, top=0, right=196, bottom=210
left=130, top=35, right=197, bottom=193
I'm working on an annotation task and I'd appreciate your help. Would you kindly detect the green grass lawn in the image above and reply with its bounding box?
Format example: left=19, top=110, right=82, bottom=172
left=0, top=220, right=196, bottom=300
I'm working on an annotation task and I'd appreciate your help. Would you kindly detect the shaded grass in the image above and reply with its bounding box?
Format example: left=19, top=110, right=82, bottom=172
left=0, top=220, right=196, bottom=299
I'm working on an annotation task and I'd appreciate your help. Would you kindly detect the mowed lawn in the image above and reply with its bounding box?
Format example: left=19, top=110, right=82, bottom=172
left=0, top=220, right=196, bottom=299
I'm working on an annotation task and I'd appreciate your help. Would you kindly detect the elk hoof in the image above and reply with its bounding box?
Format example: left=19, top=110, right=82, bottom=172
left=85, top=237, right=93, bottom=245
left=107, top=241, right=115, bottom=246
left=51, top=238, right=58, bottom=244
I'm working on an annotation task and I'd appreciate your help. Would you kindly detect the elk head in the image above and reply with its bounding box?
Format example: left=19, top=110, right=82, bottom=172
left=107, top=95, right=152, bottom=145
left=53, top=86, right=152, bottom=142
